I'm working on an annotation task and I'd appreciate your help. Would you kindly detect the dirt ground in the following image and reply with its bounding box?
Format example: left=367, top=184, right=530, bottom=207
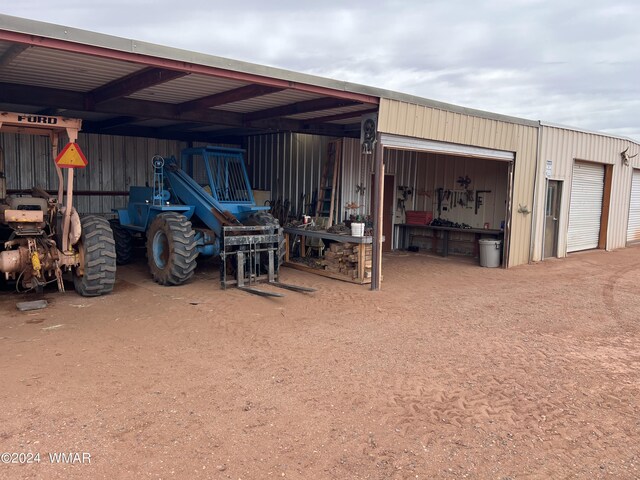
left=1, top=246, right=639, bottom=480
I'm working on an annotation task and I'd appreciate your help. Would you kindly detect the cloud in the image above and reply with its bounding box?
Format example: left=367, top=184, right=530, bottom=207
left=2, top=0, right=640, bottom=140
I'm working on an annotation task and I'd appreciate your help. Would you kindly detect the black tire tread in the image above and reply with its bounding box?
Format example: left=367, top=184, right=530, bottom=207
left=146, top=212, right=198, bottom=286
left=109, top=219, right=134, bottom=265
left=74, top=215, right=117, bottom=297
left=244, top=211, right=283, bottom=268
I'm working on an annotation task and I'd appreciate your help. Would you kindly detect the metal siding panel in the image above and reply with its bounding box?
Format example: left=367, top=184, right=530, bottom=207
left=405, top=103, right=417, bottom=137
left=0, top=131, right=187, bottom=215
left=245, top=132, right=331, bottom=218
left=567, top=161, right=604, bottom=252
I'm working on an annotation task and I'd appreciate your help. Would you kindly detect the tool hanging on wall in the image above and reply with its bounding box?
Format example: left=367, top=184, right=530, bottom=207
left=457, top=175, right=472, bottom=189
left=475, top=190, right=491, bottom=215
left=395, top=186, right=413, bottom=223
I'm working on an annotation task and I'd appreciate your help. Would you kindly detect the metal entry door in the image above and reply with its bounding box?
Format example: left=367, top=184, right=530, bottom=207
left=567, top=161, right=604, bottom=252
left=544, top=180, right=562, bottom=258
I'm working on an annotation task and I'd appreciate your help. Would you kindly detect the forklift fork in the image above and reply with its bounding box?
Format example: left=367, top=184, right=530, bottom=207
left=221, top=225, right=316, bottom=297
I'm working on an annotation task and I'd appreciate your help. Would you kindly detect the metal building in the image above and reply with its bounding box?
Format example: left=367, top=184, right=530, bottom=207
left=531, top=123, right=640, bottom=261
left=0, top=13, right=638, bottom=289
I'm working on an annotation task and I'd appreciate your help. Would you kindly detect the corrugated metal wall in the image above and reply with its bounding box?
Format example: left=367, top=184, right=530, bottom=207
left=533, top=125, right=640, bottom=260
left=246, top=132, right=332, bottom=214
left=0, top=131, right=186, bottom=215
left=341, top=138, right=373, bottom=222
left=377, top=98, right=539, bottom=267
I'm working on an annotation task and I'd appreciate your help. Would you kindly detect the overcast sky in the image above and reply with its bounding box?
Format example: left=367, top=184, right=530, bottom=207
left=3, top=1, right=640, bottom=141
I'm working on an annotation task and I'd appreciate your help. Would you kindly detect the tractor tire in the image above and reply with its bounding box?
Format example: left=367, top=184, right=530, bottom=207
left=146, top=212, right=198, bottom=286
left=109, top=219, right=134, bottom=265
left=73, top=215, right=117, bottom=297
left=244, top=211, right=280, bottom=229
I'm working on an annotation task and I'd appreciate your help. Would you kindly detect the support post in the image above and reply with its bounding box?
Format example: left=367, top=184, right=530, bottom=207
left=62, top=167, right=74, bottom=252
left=371, top=134, right=384, bottom=290
left=51, top=133, right=64, bottom=205
left=237, top=251, right=245, bottom=287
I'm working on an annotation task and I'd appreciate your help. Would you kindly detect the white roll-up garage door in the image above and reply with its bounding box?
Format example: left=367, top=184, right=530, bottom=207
left=567, top=161, right=604, bottom=252
left=627, top=169, right=640, bottom=243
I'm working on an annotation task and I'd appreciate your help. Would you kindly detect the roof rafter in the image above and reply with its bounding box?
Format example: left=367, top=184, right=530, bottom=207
left=303, top=107, right=379, bottom=124
left=0, top=82, right=352, bottom=137
left=86, top=116, right=143, bottom=131
left=177, top=84, right=285, bottom=113
left=0, top=81, right=242, bottom=125
left=244, top=97, right=363, bottom=122
left=0, top=43, right=29, bottom=67
left=88, top=67, right=189, bottom=107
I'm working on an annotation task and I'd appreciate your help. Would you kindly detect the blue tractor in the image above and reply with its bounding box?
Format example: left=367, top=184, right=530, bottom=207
left=111, top=146, right=313, bottom=296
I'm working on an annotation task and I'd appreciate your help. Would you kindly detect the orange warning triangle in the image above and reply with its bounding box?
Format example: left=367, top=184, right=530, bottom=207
left=55, top=142, right=88, bottom=168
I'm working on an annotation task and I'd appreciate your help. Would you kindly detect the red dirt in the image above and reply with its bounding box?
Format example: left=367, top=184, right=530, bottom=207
left=1, top=247, right=639, bottom=479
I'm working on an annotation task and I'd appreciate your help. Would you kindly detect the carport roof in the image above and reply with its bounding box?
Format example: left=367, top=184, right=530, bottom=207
left=0, top=14, right=383, bottom=143
left=0, top=14, right=537, bottom=144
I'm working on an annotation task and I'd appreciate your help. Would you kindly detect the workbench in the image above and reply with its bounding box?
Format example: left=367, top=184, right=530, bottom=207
left=398, top=224, right=503, bottom=258
left=282, top=226, right=378, bottom=284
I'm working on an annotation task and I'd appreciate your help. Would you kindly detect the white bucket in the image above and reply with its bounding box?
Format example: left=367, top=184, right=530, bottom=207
left=478, top=239, right=501, bottom=267
left=351, top=222, right=365, bottom=237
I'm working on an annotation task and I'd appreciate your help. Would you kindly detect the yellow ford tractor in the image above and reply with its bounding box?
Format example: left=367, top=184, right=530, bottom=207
left=0, top=112, right=115, bottom=296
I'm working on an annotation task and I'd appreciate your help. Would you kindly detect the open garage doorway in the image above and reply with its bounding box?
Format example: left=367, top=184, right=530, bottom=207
left=377, top=135, right=515, bottom=266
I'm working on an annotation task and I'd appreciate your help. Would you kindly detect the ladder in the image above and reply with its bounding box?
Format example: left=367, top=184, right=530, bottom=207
left=316, top=139, right=342, bottom=226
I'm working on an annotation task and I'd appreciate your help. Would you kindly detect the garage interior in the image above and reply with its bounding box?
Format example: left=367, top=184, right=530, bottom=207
left=340, top=145, right=511, bottom=256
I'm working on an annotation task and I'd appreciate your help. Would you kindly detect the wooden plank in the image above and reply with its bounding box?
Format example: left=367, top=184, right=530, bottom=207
left=358, top=238, right=365, bottom=280
left=599, top=163, right=613, bottom=250
left=283, top=227, right=376, bottom=244
left=283, top=262, right=371, bottom=284
left=284, top=233, right=290, bottom=263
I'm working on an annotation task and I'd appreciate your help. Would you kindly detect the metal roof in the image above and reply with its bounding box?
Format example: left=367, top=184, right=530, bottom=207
left=0, top=13, right=547, bottom=144
left=0, top=14, right=383, bottom=143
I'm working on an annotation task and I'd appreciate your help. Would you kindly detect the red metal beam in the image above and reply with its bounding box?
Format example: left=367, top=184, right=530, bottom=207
left=177, top=84, right=284, bottom=113
left=88, top=67, right=189, bottom=106
left=0, top=30, right=380, bottom=105
left=245, top=97, right=362, bottom=122
left=303, top=107, right=379, bottom=124
left=84, top=116, right=142, bottom=130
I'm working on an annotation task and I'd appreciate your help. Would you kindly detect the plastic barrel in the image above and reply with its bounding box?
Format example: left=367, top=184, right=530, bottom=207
left=478, top=239, right=501, bottom=267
